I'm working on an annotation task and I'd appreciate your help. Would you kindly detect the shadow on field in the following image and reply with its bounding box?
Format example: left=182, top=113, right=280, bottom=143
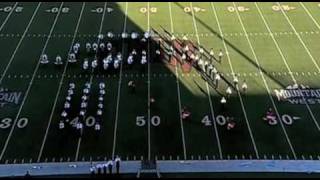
left=35, top=2, right=299, bottom=164
left=174, top=2, right=287, bottom=89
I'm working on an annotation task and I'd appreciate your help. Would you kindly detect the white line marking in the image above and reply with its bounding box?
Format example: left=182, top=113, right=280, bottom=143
left=0, top=2, right=18, bottom=33
left=278, top=2, right=320, bottom=73
left=234, top=2, right=296, bottom=159
left=211, top=2, right=259, bottom=159
left=168, top=2, right=187, bottom=160
left=256, top=2, right=320, bottom=146
left=147, top=1, right=151, bottom=161
left=75, top=2, right=108, bottom=161
left=0, top=3, right=42, bottom=84
left=112, top=1, right=128, bottom=159
left=276, top=2, right=320, bottom=132
left=0, top=2, right=64, bottom=161
left=37, top=2, right=86, bottom=163
left=190, top=2, right=223, bottom=160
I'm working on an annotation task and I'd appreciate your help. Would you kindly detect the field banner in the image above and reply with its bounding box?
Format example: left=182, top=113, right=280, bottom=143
left=274, top=84, right=320, bottom=104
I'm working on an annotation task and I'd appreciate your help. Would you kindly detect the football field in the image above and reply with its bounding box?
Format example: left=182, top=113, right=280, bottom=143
left=1, top=2, right=320, bottom=165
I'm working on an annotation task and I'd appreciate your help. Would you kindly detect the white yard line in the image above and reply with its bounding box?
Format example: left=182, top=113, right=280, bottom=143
left=0, top=2, right=64, bottom=161
left=255, top=3, right=320, bottom=137
left=168, top=2, right=187, bottom=160
left=300, top=2, right=320, bottom=31
left=277, top=2, right=320, bottom=73
left=112, top=1, right=128, bottom=159
left=256, top=4, right=320, bottom=131
left=0, top=3, right=42, bottom=84
left=233, top=2, right=297, bottom=159
left=147, top=1, right=151, bottom=161
left=0, top=2, right=18, bottom=33
left=37, top=2, right=86, bottom=163
left=186, top=2, right=223, bottom=160
left=209, top=2, right=259, bottom=159
left=74, top=2, right=108, bottom=161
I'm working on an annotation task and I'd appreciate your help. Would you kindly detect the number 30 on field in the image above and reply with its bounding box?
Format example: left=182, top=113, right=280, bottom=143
left=136, top=116, right=160, bottom=127
left=0, top=117, right=28, bottom=129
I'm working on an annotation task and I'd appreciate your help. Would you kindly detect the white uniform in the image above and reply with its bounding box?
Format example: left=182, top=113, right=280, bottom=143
left=117, top=52, right=122, bottom=61
left=99, top=82, right=105, bottom=89
left=131, top=32, right=138, bottom=39
left=86, top=43, right=91, bottom=53
left=68, top=53, right=76, bottom=63
left=91, top=59, right=98, bottom=69
left=40, top=54, right=49, bottom=64
left=181, top=53, right=186, bottom=60
left=83, top=88, right=90, bottom=94
left=76, top=122, right=83, bottom=131
left=199, top=48, right=204, bottom=54
left=190, top=53, right=195, bottom=60
left=95, top=123, right=101, bottom=131
left=82, top=95, right=88, bottom=101
left=218, top=51, right=223, bottom=58
left=83, top=60, right=89, bottom=70
left=68, top=89, right=74, bottom=96
left=66, top=95, right=72, bottom=101
left=92, top=43, right=98, bottom=52
left=113, top=60, right=120, bottom=69
left=54, top=55, right=63, bottom=65
left=80, top=110, right=86, bottom=117
left=127, top=54, right=134, bottom=65
left=132, top=49, right=137, bottom=56
left=99, top=43, right=105, bottom=51
left=214, top=73, right=221, bottom=81
left=59, top=121, right=64, bottom=129
left=226, top=87, right=232, bottom=95
left=69, top=83, right=75, bottom=89
left=75, top=42, right=80, bottom=48
left=221, top=96, right=226, bottom=104
left=103, top=62, right=109, bottom=70
left=107, top=32, right=114, bottom=38
left=144, top=31, right=150, bottom=39
left=73, top=45, right=79, bottom=54
left=210, top=49, right=214, bottom=56
left=64, top=101, right=71, bottom=109
left=61, top=110, right=67, bottom=118
left=184, top=45, right=189, bottom=52
left=97, top=109, right=103, bottom=116
left=98, top=103, right=103, bottom=109
left=141, top=56, right=147, bottom=65
left=99, top=89, right=106, bottom=95
left=85, top=82, right=91, bottom=89
left=242, top=82, right=247, bottom=91
left=233, top=76, right=239, bottom=85
left=107, top=42, right=112, bottom=51
left=81, top=101, right=88, bottom=108
left=121, top=32, right=128, bottom=39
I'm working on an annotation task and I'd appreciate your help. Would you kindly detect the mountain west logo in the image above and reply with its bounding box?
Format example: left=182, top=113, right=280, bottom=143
left=0, top=87, right=22, bottom=108
left=274, top=84, right=320, bottom=104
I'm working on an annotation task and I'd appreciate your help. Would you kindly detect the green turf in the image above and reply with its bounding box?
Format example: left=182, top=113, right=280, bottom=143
left=0, top=2, right=320, bottom=165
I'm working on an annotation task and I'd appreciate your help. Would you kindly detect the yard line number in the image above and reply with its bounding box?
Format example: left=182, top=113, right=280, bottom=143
left=136, top=116, right=160, bottom=127
left=227, top=6, right=249, bottom=12
left=184, top=6, right=206, bottom=13
left=69, top=116, right=96, bottom=127
left=139, top=7, right=157, bottom=14
left=91, top=7, right=113, bottom=14
left=0, top=6, right=23, bottom=13
left=201, top=114, right=296, bottom=126
left=45, top=7, right=70, bottom=13
left=0, top=117, right=28, bottom=129
left=272, top=4, right=296, bottom=11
